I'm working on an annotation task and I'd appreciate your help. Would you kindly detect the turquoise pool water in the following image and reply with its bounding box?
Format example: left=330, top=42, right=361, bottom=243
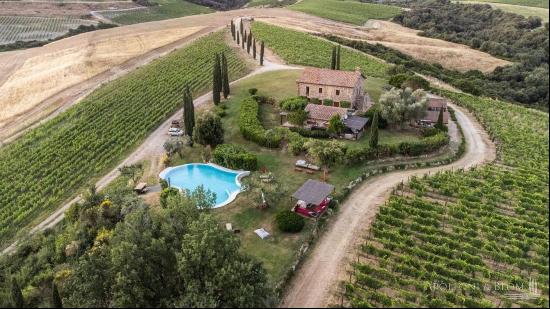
left=159, top=164, right=247, bottom=208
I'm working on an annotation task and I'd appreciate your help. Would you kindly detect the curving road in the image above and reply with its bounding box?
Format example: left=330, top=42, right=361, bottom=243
left=280, top=103, right=496, bottom=308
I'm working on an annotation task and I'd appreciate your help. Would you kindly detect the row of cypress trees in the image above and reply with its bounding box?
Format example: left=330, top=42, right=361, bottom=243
left=9, top=278, right=62, bottom=308
left=212, top=52, right=230, bottom=106
left=231, top=19, right=265, bottom=66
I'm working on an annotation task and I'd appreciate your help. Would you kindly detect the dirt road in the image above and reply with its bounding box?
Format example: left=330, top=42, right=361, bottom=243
left=280, top=104, right=496, bottom=308
left=1, top=57, right=300, bottom=255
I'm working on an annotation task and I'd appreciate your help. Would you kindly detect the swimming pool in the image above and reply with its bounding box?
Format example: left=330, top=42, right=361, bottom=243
left=159, top=163, right=250, bottom=208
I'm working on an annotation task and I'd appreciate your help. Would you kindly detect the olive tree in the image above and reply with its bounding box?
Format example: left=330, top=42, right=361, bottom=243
left=379, top=87, right=428, bottom=128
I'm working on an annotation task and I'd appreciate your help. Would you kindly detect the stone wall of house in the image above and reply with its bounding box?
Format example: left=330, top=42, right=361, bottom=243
left=424, top=97, right=450, bottom=123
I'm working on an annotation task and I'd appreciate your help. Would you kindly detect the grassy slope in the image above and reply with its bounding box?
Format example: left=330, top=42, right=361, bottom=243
left=345, top=92, right=549, bottom=307
left=459, top=0, right=549, bottom=21
left=251, top=22, right=390, bottom=78
left=111, top=0, right=213, bottom=25
left=289, top=0, right=402, bottom=25
left=0, top=32, right=248, bottom=247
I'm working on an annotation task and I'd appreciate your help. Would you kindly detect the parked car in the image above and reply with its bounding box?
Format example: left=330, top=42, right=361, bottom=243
left=168, top=128, right=184, bottom=136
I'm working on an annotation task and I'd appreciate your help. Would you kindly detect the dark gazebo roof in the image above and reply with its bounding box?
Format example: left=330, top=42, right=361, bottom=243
left=343, top=115, right=369, bottom=131
left=292, top=179, right=334, bottom=205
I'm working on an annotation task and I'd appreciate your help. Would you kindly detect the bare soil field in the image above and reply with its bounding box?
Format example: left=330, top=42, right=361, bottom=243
left=0, top=1, right=138, bottom=17
left=256, top=17, right=511, bottom=73
left=0, top=8, right=509, bottom=143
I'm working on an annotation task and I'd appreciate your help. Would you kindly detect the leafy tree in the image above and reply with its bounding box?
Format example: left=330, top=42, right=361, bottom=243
left=288, top=109, right=309, bottom=127
left=193, top=112, right=224, bottom=147
left=260, top=41, right=265, bottom=66
left=11, top=278, right=24, bottom=308
left=327, top=115, right=346, bottom=135
left=52, top=282, right=62, bottom=308
left=403, top=75, right=430, bottom=90
left=379, top=87, right=428, bottom=128
left=369, top=110, right=379, bottom=149
left=221, top=53, right=230, bottom=99
left=183, top=85, right=195, bottom=138
left=186, top=185, right=216, bottom=211
left=305, top=139, right=347, bottom=167
left=276, top=210, right=305, bottom=233
left=212, top=54, right=222, bottom=105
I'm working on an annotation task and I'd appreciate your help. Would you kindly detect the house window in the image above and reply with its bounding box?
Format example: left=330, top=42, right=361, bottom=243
left=319, top=87, right=323, bottom=94
left=336, top=89, right=340, bottom=96
left=306, top=86, right=310, bottom=96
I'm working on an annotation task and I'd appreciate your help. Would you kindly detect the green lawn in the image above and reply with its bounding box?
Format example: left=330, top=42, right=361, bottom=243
left=167, top=69, right=451, bottom=283
left=459, top=0, right=549, bottom=21
left=290, top=0, right=402, bottom=25
left=365, top=76, right=389, bottom=103
left=109, top=0, right=213, bottom=25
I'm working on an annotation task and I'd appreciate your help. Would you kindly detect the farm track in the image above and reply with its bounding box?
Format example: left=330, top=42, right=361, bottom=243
left=280, top=104, right=496, bottom=308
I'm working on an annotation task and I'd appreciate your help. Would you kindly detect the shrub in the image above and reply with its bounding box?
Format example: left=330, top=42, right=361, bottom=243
left=275, top=210, right=305, bottom=233
left=323, top=99, right=334, bottom=106
left=212, top=144, right=258, bottom=170
left=288, top=109, right=309, bottom=126
left=310, top=97, right=320, bottom=104
left=340, top=101, right=351, bottom=108
left=239, top=97, right=283, bottom=148
left=279, top=96, right=308, bottom=111
left=388, top=73, right=411, bottom=88
left=251, top=94, right=268, bottom=104
left=248, top=88, right=258, bottom=95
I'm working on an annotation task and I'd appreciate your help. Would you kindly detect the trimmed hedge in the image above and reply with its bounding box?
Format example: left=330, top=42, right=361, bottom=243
left=340, top=101, right=351, bottom=108
left=212, top=144, right=258, bottom=171
left=323, top=99, right=334, bottom=106
left=275, top=210, right=305, bottom=233
left=279, top=96, right=308, bottom=111
left=239, top=97, right=283, bottom=148
left=289, top=127, right=330, bottom=139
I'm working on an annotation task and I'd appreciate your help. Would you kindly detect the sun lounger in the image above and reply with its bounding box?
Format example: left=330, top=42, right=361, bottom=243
left=254, top=228, right=270, bottom=239
left=226, top=223, right=233, bottom=232
left=295, top=160, right=321, bottom=171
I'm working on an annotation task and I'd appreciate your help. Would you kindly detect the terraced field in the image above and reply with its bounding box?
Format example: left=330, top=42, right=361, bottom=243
left=0, top=32, right=248, bottom=247
left=251, top=22, right=390, bottom=78
left=290, top=0, right=402, bottom=25
left=344, top=93, right=549, bottom=307
left=0, top=15, right=96, bottom=44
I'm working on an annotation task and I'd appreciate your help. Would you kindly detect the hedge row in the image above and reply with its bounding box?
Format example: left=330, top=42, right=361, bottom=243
left=239, top=97, right=283, bottom=148
left=212, top=144, right=258, bottom=171
left=289, top=127, right=330, bottom=139
left=345, top=132, right=449, bottom=165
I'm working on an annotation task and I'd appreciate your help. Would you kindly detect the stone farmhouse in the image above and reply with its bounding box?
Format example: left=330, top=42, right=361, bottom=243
left=423, top=93, right=450, bottom=124
left=296, top=67, right=372, bottom=112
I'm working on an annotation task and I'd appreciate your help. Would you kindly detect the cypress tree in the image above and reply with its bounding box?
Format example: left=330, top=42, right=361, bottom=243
left=212, top=54, right=221, bottom=105
left=230, top=20, right=235, bottom=40
left=252, top=38, right=257, bottom=59
left=11, top=278, right=24, bottom=308
left=331, top=46, right=337, bottom=70
left=242, top=30, right=246, bottom=49
left=369, top=111, right=379, bottom=149
left=240, top=19, right=244, bottom=36
left=52, top=282, right=63, bottom=308
left=247, top=31, right=252, bottom=54
left=236, top=32, right=240, bottom=45
left=336, top=45, right=341, bottom=70
left=221, top=53, right=230, bottom=99
left=260, top=41, right=265, bottom=66
left=184, top=85, right=195, bottom=138
left=435, top=107, right=446, bottom=131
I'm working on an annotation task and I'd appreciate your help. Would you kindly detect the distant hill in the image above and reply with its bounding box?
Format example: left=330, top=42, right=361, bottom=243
left=187, top=0, right=247, bottom=10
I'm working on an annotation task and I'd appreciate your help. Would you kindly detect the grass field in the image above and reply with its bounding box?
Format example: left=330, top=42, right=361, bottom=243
left=0, top=32, right=248, bottom=248
left=0, top=16, right=96, bottom=44
left=289, top=0, right=402, bottom=25
left=459, top=0, right=549, bottom=21
left=460, top=0, right=549, bottom=8
left=247, top=0, right=297, bottom=7
left=101, top=0, right=213, bottom=25
left=344, top=92, right=549, bottom=307
left=251, top=22, right=390, bottom=78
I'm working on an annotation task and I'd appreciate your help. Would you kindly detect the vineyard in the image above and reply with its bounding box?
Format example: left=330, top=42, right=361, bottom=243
left=0, top=31, right=248, bottom=247
left=289, top=0, right=402, bottom=25
left=251, top=22, right=390, bottom=78
left=0, top=16, right=96, bottom=45
left=345, top=92, right=549, bottom=307
left=99, top=0, right=212, bottom=25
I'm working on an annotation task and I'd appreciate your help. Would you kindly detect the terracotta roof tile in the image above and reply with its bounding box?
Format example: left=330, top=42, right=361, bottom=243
left=297, top=67, right=362, bottom=88
left=305, top=104, right=348, bottom=122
